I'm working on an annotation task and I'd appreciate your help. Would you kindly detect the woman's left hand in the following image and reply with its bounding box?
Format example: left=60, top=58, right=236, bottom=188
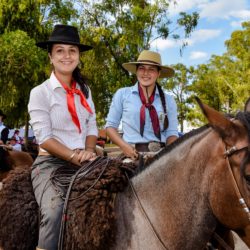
left=77, top=149, right=96, bottom=163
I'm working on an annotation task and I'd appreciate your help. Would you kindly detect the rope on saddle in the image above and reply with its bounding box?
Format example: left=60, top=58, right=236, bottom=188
left=56, top=156, right=109, bottom=250
left=50, top=155, right=137, bottom=250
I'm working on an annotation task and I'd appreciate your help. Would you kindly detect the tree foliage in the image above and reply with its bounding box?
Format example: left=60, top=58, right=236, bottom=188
left=0, top=30, right=47, bottom=127
left=0, top=0, right=199, bottom=129
left=74, top=0, right=199, bottom=122
left=184, top=21, right=250, bottom=127
left=161, top=63, right=194, bottom=132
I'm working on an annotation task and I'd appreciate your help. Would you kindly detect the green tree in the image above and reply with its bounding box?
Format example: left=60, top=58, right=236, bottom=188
left=0, top=0, right=199, bottom=129
left=0, top=30, right=46, bottom=128
left=190, top=21, right=250, bottom=125
left=0, top=0, right=77, bottom=38
left=76, top=0, right=199, bottom=122
left=161, top=63, right=194, bottom=132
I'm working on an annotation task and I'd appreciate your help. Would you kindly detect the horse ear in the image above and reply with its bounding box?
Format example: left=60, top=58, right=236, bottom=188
left=244, top=98, right=250, bottom=112
left=195, top=97, right=234, bottom=138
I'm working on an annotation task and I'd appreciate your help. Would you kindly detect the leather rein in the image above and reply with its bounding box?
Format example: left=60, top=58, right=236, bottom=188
left=127, top=142, right=250, bottom=250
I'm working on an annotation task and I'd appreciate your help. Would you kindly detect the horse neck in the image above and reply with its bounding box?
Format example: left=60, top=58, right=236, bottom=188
left=116, top=128, right=224, bottom=249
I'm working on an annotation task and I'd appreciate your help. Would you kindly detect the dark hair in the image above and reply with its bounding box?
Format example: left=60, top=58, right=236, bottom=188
left=72, top=66, right=89, bottom=98
left=48, top=45, right=89, bottom=98
left=156, top=82, right=169, bottom=130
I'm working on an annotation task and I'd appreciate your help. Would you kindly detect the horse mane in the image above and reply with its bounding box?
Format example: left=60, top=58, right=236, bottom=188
left=236, top=111, right=250, bottom=141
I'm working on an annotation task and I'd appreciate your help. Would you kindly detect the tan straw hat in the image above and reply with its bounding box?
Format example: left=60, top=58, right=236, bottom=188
left=122, top=50, right=174, bottom=78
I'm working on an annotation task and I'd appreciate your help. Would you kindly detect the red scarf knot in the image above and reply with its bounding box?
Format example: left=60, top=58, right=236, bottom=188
left=60, top=80, right=93, bottom=133
left=138, top=84, right=161, bottom=140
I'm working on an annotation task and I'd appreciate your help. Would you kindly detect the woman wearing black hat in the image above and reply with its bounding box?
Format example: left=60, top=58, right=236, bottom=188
left=28, top=25, right=98, bottom=250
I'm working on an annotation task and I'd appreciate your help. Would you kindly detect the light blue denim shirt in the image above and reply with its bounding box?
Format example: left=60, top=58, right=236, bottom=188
left=105, top=82, right=179, bottom=144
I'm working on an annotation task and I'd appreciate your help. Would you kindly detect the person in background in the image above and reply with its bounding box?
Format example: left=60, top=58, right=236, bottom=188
left=28, top=24, right=98, bottom=250
left=105, top=50, right=179, bottom=159
left=13, top=129, right=23, bottom=144
left=0, top=110, right=9, bottom=145
left=6, top=137, right=22, bottom=151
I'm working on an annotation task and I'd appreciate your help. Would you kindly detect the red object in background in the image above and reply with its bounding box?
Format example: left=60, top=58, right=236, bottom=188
left=97, top=139, right=105, bottom=148
left=97, top=129, right=107, bottom=148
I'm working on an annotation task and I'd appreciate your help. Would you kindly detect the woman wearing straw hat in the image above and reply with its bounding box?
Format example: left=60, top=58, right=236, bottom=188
left=28, top=24, right=98, bottom=250
left=105, top=50, right=178, bottom=159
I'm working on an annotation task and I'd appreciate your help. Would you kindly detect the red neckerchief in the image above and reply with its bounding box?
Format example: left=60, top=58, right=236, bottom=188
left=59, top=78, right=93, bottom=133
left=138, top=84, right=161, bottom=140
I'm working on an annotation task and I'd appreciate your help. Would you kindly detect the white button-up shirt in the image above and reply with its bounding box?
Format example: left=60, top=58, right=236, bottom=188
left=28, top=72, right=98, bottom=150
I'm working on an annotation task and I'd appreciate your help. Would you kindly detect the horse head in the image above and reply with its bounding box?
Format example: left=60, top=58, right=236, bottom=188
left=196, top=97, right=250, bottom=247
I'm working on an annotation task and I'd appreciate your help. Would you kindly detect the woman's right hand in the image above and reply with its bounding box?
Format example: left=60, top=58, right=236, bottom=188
left=122, top=143, right=138, bottom=160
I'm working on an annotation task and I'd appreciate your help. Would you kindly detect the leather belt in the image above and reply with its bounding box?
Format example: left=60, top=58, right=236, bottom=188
left=135, top=142, right=165, bottom=152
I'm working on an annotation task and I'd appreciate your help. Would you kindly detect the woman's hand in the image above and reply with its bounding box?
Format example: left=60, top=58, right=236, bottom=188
left=122, top=143, right=138, bottom=160
left=77, top=149, right=96, bottom=163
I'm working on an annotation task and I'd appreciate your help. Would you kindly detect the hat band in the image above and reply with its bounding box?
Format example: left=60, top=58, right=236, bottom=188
left=137, top=60, right=161, bottom=66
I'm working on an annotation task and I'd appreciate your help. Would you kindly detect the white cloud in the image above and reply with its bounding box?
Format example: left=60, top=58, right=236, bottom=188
left=168, top=0, right=250, bottom=21
left=151, top=28, right=221, bottom=50
left=168, top=0, right=208, bottom=16
left=189, top=51, right=208, bottom=60
left=184, top=29, right=222, bottom=45
left=151, top=38, right=180, bottom=49
left=200, top=0, right=248, bottom=19
left=230, top=10, right=250, bottom=19
left=230, top=21, right=244, bottom=28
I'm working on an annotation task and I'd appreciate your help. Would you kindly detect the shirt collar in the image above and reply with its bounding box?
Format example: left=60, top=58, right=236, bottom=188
left=49, top=72, right=81, bottom=91
left=50, top=71, right=62, bottom=90
left=131, top=82, right=160, bottom=96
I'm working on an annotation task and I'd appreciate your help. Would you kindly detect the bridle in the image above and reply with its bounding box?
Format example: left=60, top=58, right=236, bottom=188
left=210, top=142, right=250, bottom=250
left=126, top=141, right=250, bottom=250
left=224, top=143, right=250, bottom=221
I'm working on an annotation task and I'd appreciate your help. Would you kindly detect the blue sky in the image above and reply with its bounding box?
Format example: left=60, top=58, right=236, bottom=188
left=151, top=0, right=250, bottom=67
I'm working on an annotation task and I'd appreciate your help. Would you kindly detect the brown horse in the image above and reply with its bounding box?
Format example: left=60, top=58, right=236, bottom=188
left=0, top=147, right=33, bottom=181
left=1, top=98, right=250, bottom=250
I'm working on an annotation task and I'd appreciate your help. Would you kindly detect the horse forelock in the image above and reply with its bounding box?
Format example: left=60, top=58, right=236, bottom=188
left=236, top=111, right=250, bottom=141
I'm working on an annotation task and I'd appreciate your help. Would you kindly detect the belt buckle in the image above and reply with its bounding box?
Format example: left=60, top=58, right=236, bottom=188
left=148, top=142, right=161, bottom=152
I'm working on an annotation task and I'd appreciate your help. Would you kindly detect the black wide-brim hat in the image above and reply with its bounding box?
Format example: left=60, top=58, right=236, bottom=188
left=36, top=24, right=93, bottom=52
left=0, top=110, right=7, bottom=119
